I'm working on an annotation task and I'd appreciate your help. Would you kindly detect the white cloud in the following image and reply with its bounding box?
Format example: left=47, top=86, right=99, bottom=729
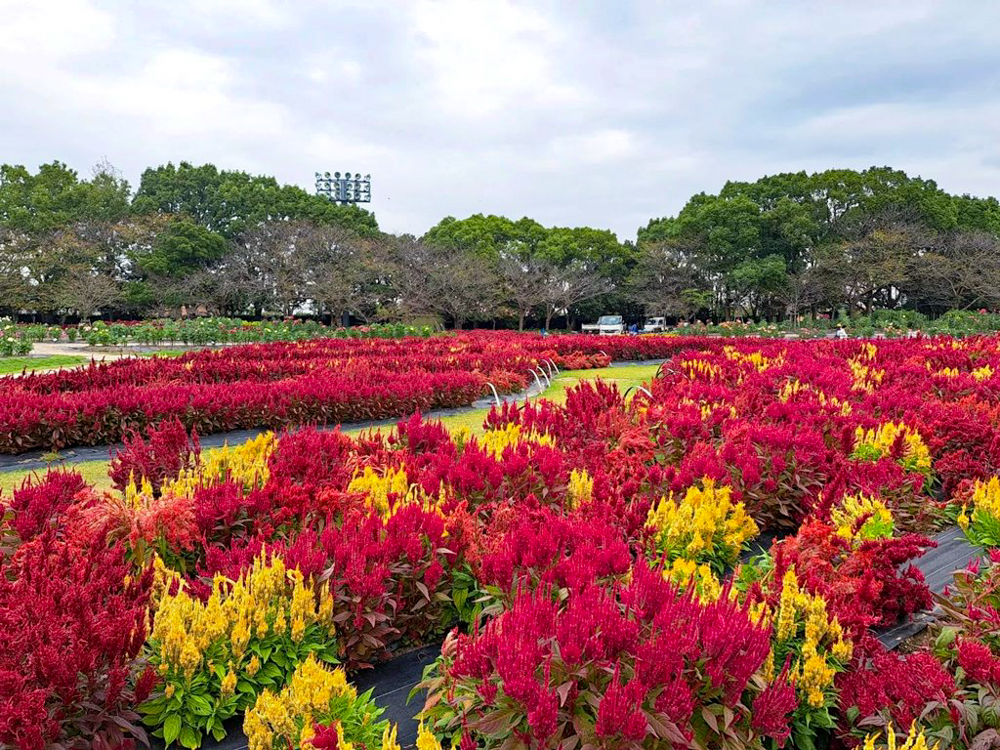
left=409, top=0, right=581, bottom=118
left=0, top=0, right=115, bottom=59
left=547, top=129, right=636, bottom=165
left=71, top=49, right=288, bottom=139
left=0, top=0, right=998, bottom=239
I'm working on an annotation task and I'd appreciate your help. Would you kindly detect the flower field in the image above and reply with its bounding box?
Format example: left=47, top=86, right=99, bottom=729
left=9, top=335, right=1000, bottom=749
left=0, top=332, right=690, bottom=454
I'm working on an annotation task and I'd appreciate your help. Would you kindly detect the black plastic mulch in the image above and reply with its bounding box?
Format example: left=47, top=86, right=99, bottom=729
left=876, top=525, right=983, bottom=648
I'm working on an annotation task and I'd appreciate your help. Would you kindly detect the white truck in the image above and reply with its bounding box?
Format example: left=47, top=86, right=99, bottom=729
left=642, top=317, right=667, bottom=333
left=581, top=315, right=625, bottom=335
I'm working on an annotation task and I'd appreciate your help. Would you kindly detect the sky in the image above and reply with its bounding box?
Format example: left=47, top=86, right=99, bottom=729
left=2, top=0, right=999, bottom=241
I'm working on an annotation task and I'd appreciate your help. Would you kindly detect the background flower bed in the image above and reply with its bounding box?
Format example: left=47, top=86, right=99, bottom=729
left=8, top=335, right=1000, bottom=749
left=0, top=331, right=694, bottom=454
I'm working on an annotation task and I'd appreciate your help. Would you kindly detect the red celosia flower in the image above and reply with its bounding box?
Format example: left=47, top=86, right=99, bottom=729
left=751, top=660, right=798, bottom=746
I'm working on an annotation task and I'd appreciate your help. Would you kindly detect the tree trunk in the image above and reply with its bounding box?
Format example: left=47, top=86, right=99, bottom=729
left=518, top=309, right=526, bottom=331
left=545, top=307, right=554, bottom=331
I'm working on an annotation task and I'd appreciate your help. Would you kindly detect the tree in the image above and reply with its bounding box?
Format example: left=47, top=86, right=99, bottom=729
left=727, top=255, right=788, bottom=321
left=303, top=228, right=396, bottom=323
left=51, top=269, right=121, bottom=320
left=395, top=238, right=501, bottom=329
left=423, top=214, right=546, bottom=262
left=812, top=225, right=923, bottom=315
left=540, top=264, right=610, bottom=331
left=0, top=161, right=131, bottom=235
left=626, top=240, right=706, bottom=321
left=497, top=255, right=552, bottom=330
left=133, top=162, right=379, bottom=239
left=139, top=219, right=228, bottom=278
left=0, top=230, right=30, bottom=314
left=905, top=230, right=1000, bottom=313
left=636, top=166, right=1000, bottom=321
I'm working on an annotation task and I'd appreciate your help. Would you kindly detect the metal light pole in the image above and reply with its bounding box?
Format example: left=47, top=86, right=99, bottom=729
left=315, top=171, right=371, bottom=205
left=313, top=171, right=372, bottom=328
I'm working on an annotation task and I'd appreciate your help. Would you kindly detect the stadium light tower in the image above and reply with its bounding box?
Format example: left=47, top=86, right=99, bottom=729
left=315, top=171, right=372, bottom=205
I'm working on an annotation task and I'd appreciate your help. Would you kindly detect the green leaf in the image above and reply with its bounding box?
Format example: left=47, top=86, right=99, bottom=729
left=179, top=725, right=201, bottom=749
left=163, top=714, right=181, bottom=746
left=187, top=694, right=213, bottom=716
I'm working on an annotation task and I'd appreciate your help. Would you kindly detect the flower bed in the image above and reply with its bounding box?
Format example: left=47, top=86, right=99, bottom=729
left=0, top=331, right=692, bottom=453
left=8, top=335, right=1000, bottom=748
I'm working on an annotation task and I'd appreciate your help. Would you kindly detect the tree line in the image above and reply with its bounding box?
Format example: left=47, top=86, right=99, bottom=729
left=1, top=161, right=998, bottom=328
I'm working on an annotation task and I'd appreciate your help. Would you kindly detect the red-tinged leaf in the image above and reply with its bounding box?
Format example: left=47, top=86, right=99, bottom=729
left=556, top=680, right=575, bottom=706
left=701, top=706, right=719, bottom=732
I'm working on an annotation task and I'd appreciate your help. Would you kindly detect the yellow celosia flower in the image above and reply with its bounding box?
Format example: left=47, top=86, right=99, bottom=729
left=799, top=646, right=835, bottom=708
left=478, top=423, right=555, bottom=459
left=863, top=723, right=939, bottom=750
left=245, top=655, right=358, bottom=750
left=382, top=725, right=401, bottom=750
left=150, top=553, right=336, bottom=687
left=769, top=568, right=852, bottom=707
left=775, top=569, right=800, bottom=643
left=723, top=346, right=784, bottom=371
left=646, top=478, right=758, bottom=568
left=778, top=379, right=852, bottom=415
left=831, top=494, right=895, bottom=543
left=853, top=422, right=932, bottom=476
left=778, top=379, right=804, bottom=402
left=416, top=723, right=444, bottom=750
left=958, top=505, right=970, bottom=530
left=566, top=468, right=593, bottom=509
left=347, top=465, right=442, bottom=517
left=680, top=358, right=722, bottom=382
left=761, top=649, right=775, bottom=682
left=848, top=356, right=885, bottom=393
left=970, top=477, right=1000, bottom=524
left=333, top=723, right=354, bottom=750
left=221, top=666, right=237, bottom=697
left=663, top=558, right=722, bottom=601
left=163, top=432, right=276, bottom=497
left=972, top=365, right=994, bottom=382
left=450, top=426, right=473, bottom=450
left=246, top=654, right=261, bottom=677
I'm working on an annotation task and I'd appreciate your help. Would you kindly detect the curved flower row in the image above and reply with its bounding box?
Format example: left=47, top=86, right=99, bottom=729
left=0, top=331, right=694, bottom=453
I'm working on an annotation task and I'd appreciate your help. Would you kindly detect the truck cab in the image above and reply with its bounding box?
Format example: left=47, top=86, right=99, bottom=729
left=582, top=315, right=625, bottom=335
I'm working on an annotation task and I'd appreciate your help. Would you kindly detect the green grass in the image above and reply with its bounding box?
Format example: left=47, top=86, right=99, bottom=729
left=0, top=354, right=87, bottom=375
left=0, top=458, right=114, bottom=495
left=0, top=363, right=660, bottom=495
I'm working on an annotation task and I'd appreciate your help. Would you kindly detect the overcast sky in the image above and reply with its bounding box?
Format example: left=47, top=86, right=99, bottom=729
left=2, top=0, right=998, bottom=241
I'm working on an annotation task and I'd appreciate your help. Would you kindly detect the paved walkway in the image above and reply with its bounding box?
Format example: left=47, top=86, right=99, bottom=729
left=30, top=341, right=133, bottom=362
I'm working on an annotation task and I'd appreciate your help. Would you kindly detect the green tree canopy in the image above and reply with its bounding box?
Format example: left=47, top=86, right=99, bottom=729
left=139, top=218, right=229, bottom=277
left=133, top=162, right=379, bottom=238
left=0, top=161, right=131, bottom=234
